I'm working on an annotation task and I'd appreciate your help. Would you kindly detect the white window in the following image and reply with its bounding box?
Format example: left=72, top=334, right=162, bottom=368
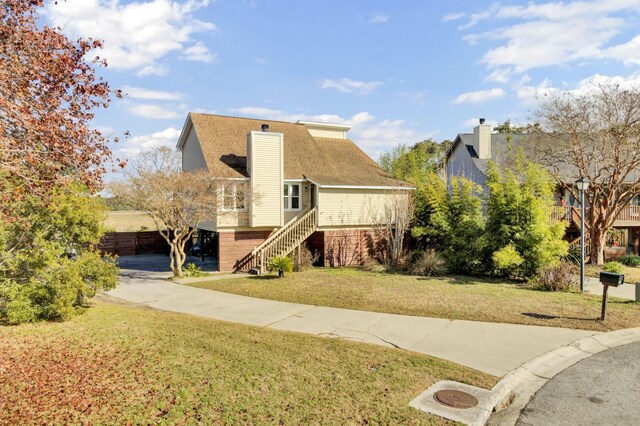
left=284, top=183, right=301, bottom=211
left=222, top=182, right=247, bottom=212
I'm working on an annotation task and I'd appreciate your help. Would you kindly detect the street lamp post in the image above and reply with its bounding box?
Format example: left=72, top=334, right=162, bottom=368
left=575, top=177, right=590, bottom=292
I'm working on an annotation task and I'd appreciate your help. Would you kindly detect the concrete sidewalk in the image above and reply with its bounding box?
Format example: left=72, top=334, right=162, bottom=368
left=584, top=276, right=639, bottom=301
left=109, top=261, right=597, bottom=377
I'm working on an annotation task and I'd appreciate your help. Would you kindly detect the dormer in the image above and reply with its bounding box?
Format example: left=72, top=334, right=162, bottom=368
left=297, top=121, right=351, bottom=139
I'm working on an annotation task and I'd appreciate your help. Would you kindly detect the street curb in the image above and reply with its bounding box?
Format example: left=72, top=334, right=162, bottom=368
left=412, top=327, right=640, bottom=425
left=487, top=326, right=640, bottom=425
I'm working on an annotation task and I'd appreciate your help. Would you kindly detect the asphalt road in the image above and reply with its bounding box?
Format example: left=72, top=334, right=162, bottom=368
left=517, top=340, right=640, bottom=425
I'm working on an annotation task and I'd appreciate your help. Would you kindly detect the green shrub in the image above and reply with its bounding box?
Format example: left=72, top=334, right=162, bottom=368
left=604, top=261, right=624, bottom=274
left=619, top=255, right=640, bottom=267
left=411, top=251, right=446, bottom=276
left=441, top=177, right=485, bottom=274
left=267, top=256, right=294, bottom=278
left=0, top=249, right=119, bottom=324
left=484, top=159, right=568, bottom=278
left=0, top=185, right=119, bottom=325
left=183, top=263, right=206, bottom=278
left=492, top=244, right=525, bottom=277
left=533, top=262, right=579, bottom=292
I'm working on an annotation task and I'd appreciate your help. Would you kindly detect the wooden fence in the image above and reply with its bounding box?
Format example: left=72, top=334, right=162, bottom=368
left=98, top=231, right=169, bottom=256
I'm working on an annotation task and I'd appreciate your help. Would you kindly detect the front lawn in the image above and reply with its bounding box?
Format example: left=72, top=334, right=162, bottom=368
left=587, top=264, right=640, bottom=283
left=187, top=268, right=640, bottom=332
left=0, top=299, right=495, bottom=425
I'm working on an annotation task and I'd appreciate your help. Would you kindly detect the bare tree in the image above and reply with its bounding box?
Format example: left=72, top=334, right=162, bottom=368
left=111, top=147, right=223, bottom=277
left=370, top=191, right=416, bottom=268
left=532, top=83, right=640, bottom=264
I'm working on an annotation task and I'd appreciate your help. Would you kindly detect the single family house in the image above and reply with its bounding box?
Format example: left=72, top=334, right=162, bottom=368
left=176, top=113, right=412, bottom=272
left=443, top=119, right=640, bottom=258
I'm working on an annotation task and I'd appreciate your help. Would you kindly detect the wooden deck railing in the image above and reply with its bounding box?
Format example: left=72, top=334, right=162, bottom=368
left=550, top=206, right=640, bottom=224
left=614, top=206, right=640, bottom=221
left=550, top=206, right=571, bottom=222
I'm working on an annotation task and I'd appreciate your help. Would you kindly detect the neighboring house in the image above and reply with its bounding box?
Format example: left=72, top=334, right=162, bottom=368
left=176, top=113, right=412, bottom=272
left=443, top=119, right=640, bottom=259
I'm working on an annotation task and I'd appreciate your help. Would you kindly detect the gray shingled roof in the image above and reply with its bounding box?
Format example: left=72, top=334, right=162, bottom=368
left=458, top=133, right=590, bottom=183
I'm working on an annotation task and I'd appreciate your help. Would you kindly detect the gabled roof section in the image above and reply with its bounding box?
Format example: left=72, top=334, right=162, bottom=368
left=178, top=113, right=411, bottom=188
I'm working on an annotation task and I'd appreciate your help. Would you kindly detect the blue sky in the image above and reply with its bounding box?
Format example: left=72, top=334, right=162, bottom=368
left=44, top=0, right=640, bottom=164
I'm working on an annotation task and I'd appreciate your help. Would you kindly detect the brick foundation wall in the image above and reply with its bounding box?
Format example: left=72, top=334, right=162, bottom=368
left=321, top=229, right=382, bottom=267
left=218, top=230, right=272, bottom=272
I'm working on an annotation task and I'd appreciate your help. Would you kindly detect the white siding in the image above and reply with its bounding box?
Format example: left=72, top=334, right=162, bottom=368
left=306, top=127, right=347, bottom=139
left=317, top=188, right=402, bottom=227
left=181, top=127, right=207, bottom=172
left=248, top=132, right=283, bottom=227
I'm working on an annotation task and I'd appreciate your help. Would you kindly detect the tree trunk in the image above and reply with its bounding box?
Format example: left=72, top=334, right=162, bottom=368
left=169, top=240, right=183, bottom=278
left=175, top=239, right=186, bottom=276
left=169, top=244, right=179, bottom=277
left=590, top=228, right=607, bottom=265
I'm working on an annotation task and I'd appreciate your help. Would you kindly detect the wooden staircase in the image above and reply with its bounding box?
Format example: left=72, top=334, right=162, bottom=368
left=568, top=207, right=591, bottom=262
left=249, top=206, right=318, bottom=274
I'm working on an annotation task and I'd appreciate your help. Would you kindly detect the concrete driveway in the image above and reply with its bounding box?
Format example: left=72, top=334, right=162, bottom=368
left=109, top=255, right=598, bottom=377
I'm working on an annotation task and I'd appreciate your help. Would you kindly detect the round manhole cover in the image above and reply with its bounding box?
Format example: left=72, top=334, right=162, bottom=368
left=433, top=390, right=479, bottom=409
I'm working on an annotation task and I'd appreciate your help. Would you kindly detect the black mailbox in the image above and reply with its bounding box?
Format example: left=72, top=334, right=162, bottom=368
left=600, top=272, right=624, bottom=287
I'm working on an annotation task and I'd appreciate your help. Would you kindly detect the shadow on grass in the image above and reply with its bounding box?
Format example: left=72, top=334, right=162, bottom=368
left=247, top=275, right=280, bottom=281
left=418, top=274, right=525, bottom=286
left=522, top=312, right=598, bottom=322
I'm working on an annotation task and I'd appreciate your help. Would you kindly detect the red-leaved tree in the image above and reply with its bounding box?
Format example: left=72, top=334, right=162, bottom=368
left=0, top=0, right=121, bottom=217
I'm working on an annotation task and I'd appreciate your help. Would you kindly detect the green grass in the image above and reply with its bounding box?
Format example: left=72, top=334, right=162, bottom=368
left=187, top=268, right=640, bottom=332
left=587, top=264, right=640, bottom=283
left=0, top=299, right=496, bottom=425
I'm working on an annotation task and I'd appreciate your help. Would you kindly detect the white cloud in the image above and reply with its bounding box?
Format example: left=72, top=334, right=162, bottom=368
left=130, top=104, right=180, bottom=119
left=512, top=72, right=640, bottom=108
left=442, top=12, right=464, bottom=22
left=452, top=88, right=505, bottom=104
left=576, top=72, right=640, bottom=89
left=230, top=107, right=425, bottom=155
left=484, top=68, right=513, bottom=84
left=45, top=0, right=216, bottom=76
left=122, top=86, right=184, bottom=101
left=320, top=78, right=383, bottom=94
left=397, top=90, right=427, bottom=106
left=603, top=35, right=640, bottom=65
left=119, top=127, right=181, bottom=156
left=515, top=78, right=557, bottom=105
left=454, top=0, right=640, bottom=81
left=368, top=13, right=389, bottom=24
left=137, top=64, right=171, bottom=77
left=183, top=41, right=217, bottom=63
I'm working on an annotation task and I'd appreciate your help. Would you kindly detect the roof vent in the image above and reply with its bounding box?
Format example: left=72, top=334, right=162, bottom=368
left=479, top=118, right=486, bottom=124
left=261, top=124, right=269, bottom=132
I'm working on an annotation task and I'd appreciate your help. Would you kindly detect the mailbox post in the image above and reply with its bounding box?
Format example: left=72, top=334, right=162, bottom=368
left=600, top=272, right=624, bottom=321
